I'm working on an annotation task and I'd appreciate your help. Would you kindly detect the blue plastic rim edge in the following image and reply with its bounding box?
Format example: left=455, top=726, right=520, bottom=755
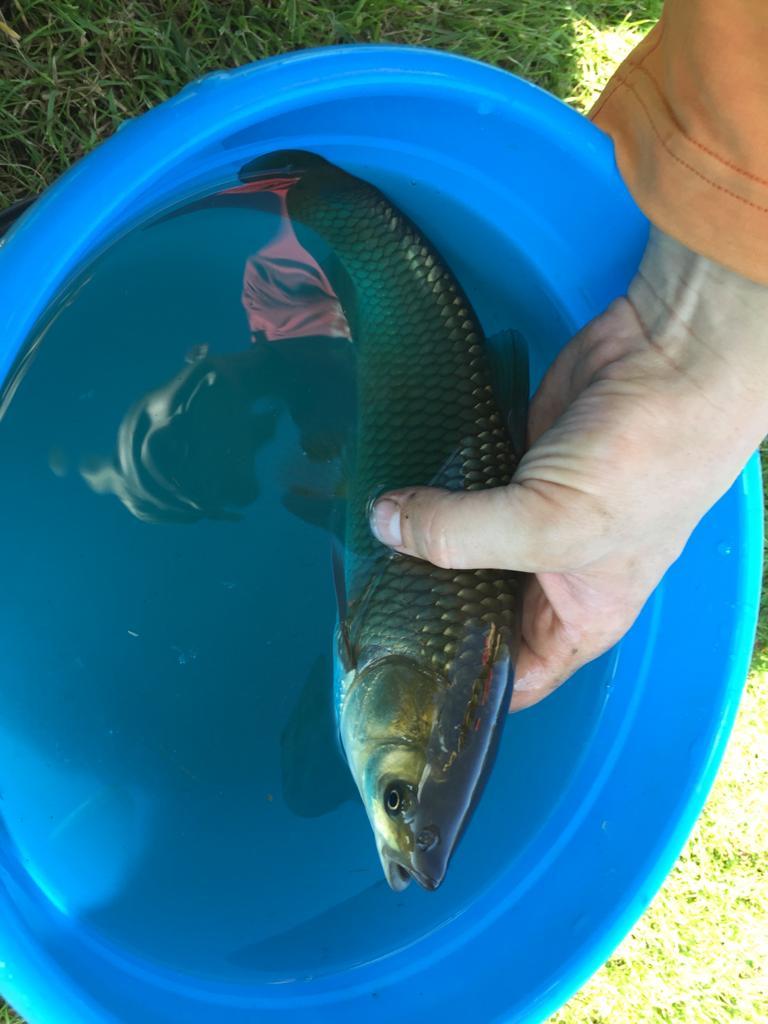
left=0, top=44, right=763, bottom=1024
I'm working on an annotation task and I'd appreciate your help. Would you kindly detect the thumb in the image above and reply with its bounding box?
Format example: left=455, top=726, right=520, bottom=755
left=370, top=484, right=553, bottom=572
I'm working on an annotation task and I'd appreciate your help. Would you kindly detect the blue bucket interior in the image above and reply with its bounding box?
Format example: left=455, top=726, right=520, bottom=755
left=0, top=46, right=762, bottom=1024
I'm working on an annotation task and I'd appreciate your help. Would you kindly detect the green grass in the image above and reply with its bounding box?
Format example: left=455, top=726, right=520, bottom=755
left=0, top=3, right=765, bottom=1023
left=0, top=0, right=662, bottom=204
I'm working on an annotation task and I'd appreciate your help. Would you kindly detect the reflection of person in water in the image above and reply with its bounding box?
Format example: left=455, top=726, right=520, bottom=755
left=81, top=175, right=356, bottom=524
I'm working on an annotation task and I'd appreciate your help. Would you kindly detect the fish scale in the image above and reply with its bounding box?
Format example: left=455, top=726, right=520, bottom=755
left=286, top=172, right=521, bottom=676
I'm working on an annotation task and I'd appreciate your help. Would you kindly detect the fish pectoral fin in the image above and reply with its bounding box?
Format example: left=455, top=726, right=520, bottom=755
left=485, top=328, right=530, bottom=465
left=336, top=619, right=356, bottom=674
left=332, top=540, right=357, bottom=673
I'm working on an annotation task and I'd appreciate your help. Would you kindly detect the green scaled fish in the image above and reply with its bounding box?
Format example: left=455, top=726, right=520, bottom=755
left=242, top=151, right=527, bottom=892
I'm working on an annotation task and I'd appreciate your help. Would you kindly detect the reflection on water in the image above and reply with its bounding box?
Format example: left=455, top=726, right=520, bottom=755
left=0, top=182, right=607, bottom=982
left=76, top=177, right=356, bottom=527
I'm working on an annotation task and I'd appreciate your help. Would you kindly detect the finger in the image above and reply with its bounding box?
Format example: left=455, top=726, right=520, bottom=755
left=508, top=655, right=567, bottom=711
left=370, top=483, right=559, bottom=572
left=509, top=571, right=646, bottom=712
left=509, top=636, right=586, bottom=711
left=508, top=577, right=584, bottom=711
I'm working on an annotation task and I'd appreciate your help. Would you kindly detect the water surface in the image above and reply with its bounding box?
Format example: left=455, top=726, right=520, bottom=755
left=0, top=183, right=610, bottom=983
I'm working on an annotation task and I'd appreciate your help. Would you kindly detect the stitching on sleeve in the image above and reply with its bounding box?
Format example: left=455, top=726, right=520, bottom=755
left=634, top=64, right=768, bottom=188
left=590, top=21, right=665, bottom=121
left=603, top=76, right=768, bottom=214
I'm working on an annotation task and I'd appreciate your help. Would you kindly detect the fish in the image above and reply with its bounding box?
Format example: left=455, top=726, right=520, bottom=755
left=241, top=150, right=528, bottom=891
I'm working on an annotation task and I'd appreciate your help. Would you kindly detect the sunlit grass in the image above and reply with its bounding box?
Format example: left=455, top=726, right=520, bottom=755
left=566, top=12, right=656, bottom=110
left=1, top=4, right=764, bottom=1024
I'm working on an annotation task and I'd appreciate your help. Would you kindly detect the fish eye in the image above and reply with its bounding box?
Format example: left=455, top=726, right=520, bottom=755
left=385, top=783, right=405, bottom=817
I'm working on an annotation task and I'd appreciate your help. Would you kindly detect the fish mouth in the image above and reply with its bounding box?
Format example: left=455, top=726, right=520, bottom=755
left=411, top=868, right=441, bottom=892
left=379, top=847, right=443, bottom=893
left=384, top=859, right=412, bottom=893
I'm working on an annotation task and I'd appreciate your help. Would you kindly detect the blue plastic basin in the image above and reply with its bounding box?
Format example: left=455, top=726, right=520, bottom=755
left=0, top=45, right=762, bottom=1024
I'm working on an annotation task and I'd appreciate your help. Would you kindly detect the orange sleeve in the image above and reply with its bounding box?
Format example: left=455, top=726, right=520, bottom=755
left=590, top=0, right=768, bottom=284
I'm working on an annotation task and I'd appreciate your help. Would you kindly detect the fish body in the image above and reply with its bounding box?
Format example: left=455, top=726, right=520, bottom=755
left=244, top=151, right=526, bottom=891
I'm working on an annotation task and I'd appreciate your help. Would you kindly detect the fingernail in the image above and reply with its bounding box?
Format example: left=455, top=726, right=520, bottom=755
left=370, top=498, right=402, bottom=547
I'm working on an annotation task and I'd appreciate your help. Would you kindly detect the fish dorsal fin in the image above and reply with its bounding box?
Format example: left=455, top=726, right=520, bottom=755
left=485, top=328, right=529, bottom=464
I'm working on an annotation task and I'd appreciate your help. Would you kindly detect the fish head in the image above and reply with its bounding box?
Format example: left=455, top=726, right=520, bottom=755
left=341, top=624, right=514, bottom=893
left=340, top=654, right=459, bottom=892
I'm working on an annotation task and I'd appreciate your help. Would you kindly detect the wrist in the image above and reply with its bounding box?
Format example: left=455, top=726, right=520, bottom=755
left=628, top=227, right=768, bottom=450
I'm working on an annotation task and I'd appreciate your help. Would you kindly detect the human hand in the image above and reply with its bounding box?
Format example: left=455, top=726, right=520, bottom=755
left=371, top=229, right=768, bottom=710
